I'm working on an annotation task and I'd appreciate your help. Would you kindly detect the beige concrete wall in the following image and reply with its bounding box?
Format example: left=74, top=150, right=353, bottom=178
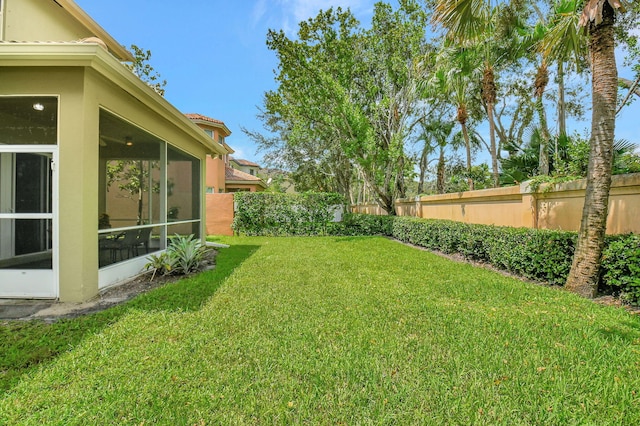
left=536, top=174, right=640, bottom=234
left=352, top=174, right=640, bottom=235
left=206, top=193, right=234, bottom=236
left=419, top=186, right=526, bottom=228
left=3, top=0, right=91, bottom=42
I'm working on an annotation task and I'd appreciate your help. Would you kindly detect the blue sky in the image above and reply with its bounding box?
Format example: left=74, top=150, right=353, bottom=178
left=76, top=0, right=639, bottom=165
left=75, top=0, right=380, bottom=163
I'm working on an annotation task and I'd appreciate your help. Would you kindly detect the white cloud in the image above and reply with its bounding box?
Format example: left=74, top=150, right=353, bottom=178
left=252, top=0, right=374, bottom=35
left=232, top=147, right=246, bottom=160
left=251, top=0, right=268, bottom=27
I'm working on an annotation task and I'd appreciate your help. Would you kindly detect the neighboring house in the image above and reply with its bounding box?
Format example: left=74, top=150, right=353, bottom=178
left=187, top=114, right=266, bottom=193
left=185, top=113, right=233, bottom=195
left=0, top=0, right=226, bottom=301
left=224, top=166, right=267, bottom=193
left=229, top=157, right=260, bottom=177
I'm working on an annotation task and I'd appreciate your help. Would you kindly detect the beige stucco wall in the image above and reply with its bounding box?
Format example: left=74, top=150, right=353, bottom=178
left=419, top=186, right=526, bottom=228
left=352, top=174, right=640, bottom=235
left=3, top=0, right=91, bottom=42
left=206, top=193, right=234, bottom=236
left=536, top=174, right=640, bottom=234
left=0, top=66, right=99, bottom=302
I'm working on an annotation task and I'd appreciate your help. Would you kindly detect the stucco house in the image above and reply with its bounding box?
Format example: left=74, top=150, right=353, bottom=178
left=186, top=113, right=266, bottom=194
left=230, top=157, right=260, bottom=177
left=0, top=0, right=226, bottom=301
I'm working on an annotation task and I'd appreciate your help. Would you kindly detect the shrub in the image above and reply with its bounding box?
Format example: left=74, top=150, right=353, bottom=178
left=601, top=234, right=640, bottom=304
left=232, top=192, right=345, bottom=236
left=144, top=234, right=209, bottom=280
left=391, top=217, right=577, bottom=285
left=327, top=213, right=395, bottom=236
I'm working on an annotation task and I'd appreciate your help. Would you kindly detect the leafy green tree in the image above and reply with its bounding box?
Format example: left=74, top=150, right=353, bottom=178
left=125, top=45, right=167, bottom=96
left=250, top=1, right=430, bottom=214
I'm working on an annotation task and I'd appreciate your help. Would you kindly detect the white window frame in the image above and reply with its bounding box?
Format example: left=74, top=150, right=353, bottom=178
left=0, top=0, right=4, bottom=40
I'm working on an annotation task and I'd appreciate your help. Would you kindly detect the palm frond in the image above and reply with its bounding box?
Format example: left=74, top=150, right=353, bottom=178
left=432, top=0, right=490, bottom=42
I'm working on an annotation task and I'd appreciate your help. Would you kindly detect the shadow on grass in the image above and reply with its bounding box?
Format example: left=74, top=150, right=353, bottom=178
left=597, top=321, right=640, bottom=344
left=0, top=244, right=260, bottom=393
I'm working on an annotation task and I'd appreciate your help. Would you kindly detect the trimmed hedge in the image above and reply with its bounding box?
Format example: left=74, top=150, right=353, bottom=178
left=387, top=216, right=639, bottom=303
left=232, top=192, right=345, bottom=236
left=390, top=217, right=575, bottom=285
left=601, top=234, right=640, bottom=304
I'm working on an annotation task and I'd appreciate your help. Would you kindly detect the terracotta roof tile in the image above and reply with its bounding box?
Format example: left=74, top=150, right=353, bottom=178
left=225, top=166, right=261, bottom=182
left=230, top=157, right=261, bottom=167
left=185, top=113, right=225, bottom=125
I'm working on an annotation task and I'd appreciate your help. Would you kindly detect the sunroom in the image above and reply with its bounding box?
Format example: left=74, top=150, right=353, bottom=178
left=0, top=1, right=225, bottom=302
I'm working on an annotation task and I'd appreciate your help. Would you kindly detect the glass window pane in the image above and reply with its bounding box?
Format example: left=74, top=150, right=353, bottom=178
left=0, top=97, right=58, bottom=145
left=167, top=222, right=200, bottom=240
left=0, top=219, right=52, bottom=269
left=167, top=146, right=200, bottom=222
left=98, top=226, right=160, bottom=268
left=99, top=110, right=162, bottom=228
left=15, top=153, right=53, bottom=214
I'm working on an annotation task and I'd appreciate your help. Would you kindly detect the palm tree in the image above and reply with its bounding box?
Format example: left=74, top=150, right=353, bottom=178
left=432, top=0, right=509, bottom=188
left=431, top=46, right=483, bottom=190
left=422, top=119, right=456, bottom=193
left=565, top=0, right=628, bottom=298
left=536, top=0, right=586, bottom=165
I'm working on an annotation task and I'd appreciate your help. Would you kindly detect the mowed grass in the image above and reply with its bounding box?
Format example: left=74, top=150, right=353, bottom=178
left=2, top=236, right=640, bottom=424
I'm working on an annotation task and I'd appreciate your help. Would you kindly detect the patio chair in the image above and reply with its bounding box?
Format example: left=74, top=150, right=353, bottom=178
left=113, top=229, right=140, bottom=260
left=135, top=227, right=153, bottom=255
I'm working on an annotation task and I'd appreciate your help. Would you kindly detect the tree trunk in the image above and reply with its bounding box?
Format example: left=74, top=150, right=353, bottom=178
left=487, top=103, right=499, bottom=187
left=437, top=145, right=445, bottom=194
left=557, top=61, right=567, bottom=137
left=460, top=120, right=474, bottom=191
left=535, top=62, right=550, bottom=175
left=483, top=65, right=499, bottom=188
left=565, top=4, right=617, bottom=298
left=536, top=95, right=551, bottom=175
left=417, top=146, right=428, bottom=195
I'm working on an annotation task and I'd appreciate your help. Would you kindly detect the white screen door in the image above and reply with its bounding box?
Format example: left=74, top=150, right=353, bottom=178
left=0, top=147, right=57, bottom=298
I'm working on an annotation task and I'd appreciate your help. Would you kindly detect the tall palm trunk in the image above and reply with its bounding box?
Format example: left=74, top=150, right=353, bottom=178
left=565, top=2, right=618, bottom=298
left=557, top=60, right=567, bottom=138
left=535, top=61, right=550, bottom=175
left=458, top=105, right=474, bottom=190
left=483, top=65, right=499, bottom=187
left=417, top=141, right=431, bottom=195
left=437, top=145, right=446, bottom=194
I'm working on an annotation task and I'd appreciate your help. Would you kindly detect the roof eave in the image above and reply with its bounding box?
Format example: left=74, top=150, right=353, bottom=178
left=0, top=43, right=225, bottom=156
left=55, top=0, right=135, bottom=62
left=189, top=118, right=232, bottom=137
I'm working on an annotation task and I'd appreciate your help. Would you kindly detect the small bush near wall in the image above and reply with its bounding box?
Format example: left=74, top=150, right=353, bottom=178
left=601, top=234, right=640, bottom=305
left=232, top=192, right=345, bottom=236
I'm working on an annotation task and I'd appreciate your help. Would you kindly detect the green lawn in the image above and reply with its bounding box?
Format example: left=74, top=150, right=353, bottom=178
left=1, top=236, right=639, bottom=424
